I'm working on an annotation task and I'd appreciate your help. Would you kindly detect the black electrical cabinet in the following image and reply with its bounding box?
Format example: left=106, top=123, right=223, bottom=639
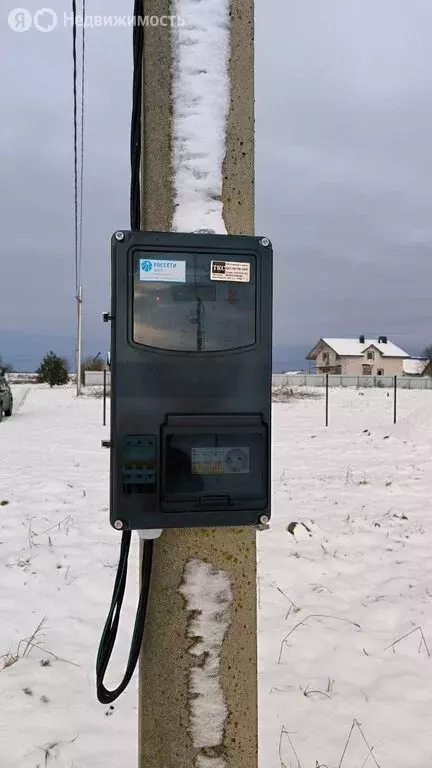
left=109, top=230, right=273, bottom=530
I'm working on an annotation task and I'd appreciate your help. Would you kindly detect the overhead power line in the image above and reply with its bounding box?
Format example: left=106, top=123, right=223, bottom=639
left=130, top=0, right=144, bottom=230
left=71, top=0, right=86, bottom=395
left=79, top=0, right=86, bottom=286
left=72, top=0, right=79, bottom=293
left=71, top=0, right=86, bottom=292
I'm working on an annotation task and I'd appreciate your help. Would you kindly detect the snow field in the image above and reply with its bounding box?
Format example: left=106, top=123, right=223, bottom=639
left=0, top=385, right=139, bottom=768
left=1, top=385, right=432, bottom=766
left=260, top=387, right=432, bottom=767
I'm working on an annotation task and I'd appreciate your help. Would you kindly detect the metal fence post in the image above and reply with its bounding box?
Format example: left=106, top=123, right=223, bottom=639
left=325, top=373, right=329, bottom=426
left=393, top=375, right=397, bottom=424
left=103, top=369, right=107, bottom=427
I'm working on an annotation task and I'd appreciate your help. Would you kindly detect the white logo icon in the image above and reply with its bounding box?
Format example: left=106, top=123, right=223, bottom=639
left=34, top=8, right=57, bottom=31
left=8, top=7, right=58, bottom=32
left=8, top=8, right=32, bottom=31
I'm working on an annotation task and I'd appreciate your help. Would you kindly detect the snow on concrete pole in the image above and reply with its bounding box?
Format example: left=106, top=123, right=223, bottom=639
left=138, top=1, right=256, bottom=767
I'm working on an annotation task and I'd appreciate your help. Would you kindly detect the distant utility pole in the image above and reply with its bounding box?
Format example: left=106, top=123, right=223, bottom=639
left=138, top=2, right=257, bottom=767
left=76, top=285, right=83, bottom=396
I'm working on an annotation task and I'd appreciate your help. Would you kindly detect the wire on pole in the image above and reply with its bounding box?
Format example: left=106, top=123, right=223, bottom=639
left=71, top=0, right=86, bottom=395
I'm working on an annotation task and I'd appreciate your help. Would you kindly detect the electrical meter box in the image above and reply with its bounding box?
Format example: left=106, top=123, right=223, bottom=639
left=109, top=230, right=272, bottom=530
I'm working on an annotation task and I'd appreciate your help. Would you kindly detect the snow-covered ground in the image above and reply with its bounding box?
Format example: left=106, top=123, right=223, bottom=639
left=0, top=385, right=139, bottom=768
left=261, top=387, right=432, bottom=767
left=1, top=385, right=432, bottom=766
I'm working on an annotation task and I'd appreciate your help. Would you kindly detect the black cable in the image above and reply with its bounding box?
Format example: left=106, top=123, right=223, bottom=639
left=96, top=533, right=153, bottom=704
left=96, top=1, right=154, bottom=704
left=130, top=0, right=144, bottom=230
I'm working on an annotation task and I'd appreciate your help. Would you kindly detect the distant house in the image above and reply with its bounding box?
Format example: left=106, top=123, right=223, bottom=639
left=306, top=336, right=409, bottom=376
left=403, top=358, right=432, bottom=376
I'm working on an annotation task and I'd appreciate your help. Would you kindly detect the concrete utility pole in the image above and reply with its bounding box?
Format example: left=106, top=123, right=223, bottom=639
left=139, top=2, right=256, bottom=767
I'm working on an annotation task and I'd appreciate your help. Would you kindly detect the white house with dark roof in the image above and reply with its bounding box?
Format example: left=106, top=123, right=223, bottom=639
left=306, top=336, right=410, bottom=376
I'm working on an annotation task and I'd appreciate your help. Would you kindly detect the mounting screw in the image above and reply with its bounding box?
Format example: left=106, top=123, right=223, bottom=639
left=114, top=520, right=123, bottom=530
left=259, top=515, right=270, bottom=525
left=115, top=231, right=125, bottom=241
left=259, top=237, right=270, bottom=247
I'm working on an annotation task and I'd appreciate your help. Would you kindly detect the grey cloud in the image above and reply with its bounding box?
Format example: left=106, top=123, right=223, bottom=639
left=1, top=0, right=432, bottom=364
left=256, top=0, right=432, bottom=353
left=0, top=0, right=131, bottom=342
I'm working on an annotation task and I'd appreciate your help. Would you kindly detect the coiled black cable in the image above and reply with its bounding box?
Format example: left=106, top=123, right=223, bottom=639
left=96, top=0, right=154, bottom=704
left=96, top=533, right=153, bottom=704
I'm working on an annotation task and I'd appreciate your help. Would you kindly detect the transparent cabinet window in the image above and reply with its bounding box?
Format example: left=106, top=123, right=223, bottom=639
left=132, top=252, right=256, bottom=352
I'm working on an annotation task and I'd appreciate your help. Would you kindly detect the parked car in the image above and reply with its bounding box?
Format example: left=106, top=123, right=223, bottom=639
left=0, top=368, right=13, bottom=420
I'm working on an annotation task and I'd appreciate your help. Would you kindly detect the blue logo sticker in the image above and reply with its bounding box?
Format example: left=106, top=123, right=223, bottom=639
left=139, top=258, right=186, bottom=283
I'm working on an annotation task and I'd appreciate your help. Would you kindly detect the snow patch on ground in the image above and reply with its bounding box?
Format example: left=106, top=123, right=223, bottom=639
left=172, top=0, right=230, bottom=234
left=179, top=558, right=233, bottom=764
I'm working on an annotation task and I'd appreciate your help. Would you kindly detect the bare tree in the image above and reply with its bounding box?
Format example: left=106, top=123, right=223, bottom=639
left=422, top=344, right=432, bottom=361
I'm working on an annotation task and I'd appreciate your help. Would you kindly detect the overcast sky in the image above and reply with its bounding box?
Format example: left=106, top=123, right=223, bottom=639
left=1, top=0, right=432, bottom=356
